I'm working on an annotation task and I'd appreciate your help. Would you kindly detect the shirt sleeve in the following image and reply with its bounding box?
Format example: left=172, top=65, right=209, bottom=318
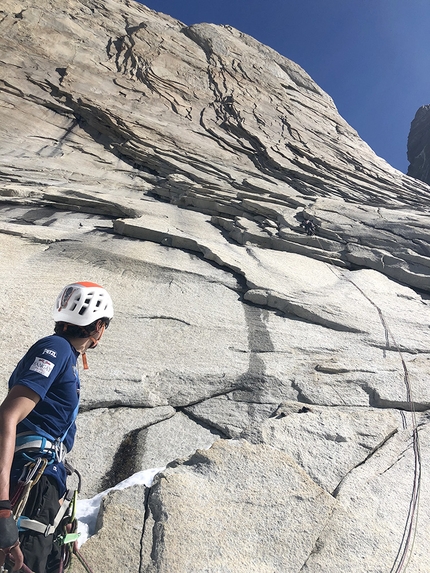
left=9, top=336, right=70, bottom=400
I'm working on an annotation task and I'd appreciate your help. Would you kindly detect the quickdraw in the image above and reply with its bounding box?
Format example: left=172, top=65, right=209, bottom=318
left=12, top=458, right=48, bottom=523
left=8, top=457, right=92, bottom=573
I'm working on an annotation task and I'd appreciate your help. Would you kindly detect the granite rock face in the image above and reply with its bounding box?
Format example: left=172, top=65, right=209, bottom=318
left=408, top=104, right=430, bottom=185
left=142, top=440, right=337, bottom=573
left=1, top=0, right=430, bottom=571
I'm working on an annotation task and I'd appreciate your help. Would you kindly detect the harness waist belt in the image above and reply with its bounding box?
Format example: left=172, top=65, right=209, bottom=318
left=15, top=433, right=68, bottom=461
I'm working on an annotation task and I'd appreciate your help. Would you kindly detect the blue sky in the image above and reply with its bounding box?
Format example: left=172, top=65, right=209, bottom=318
left=137, top=0, right=430, bottom=174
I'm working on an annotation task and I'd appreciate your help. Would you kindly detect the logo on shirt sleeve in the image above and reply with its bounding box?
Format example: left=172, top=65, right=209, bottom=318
left=43, top=348, right=57, bottom=358
left=29, top=357, right=55, bottom=378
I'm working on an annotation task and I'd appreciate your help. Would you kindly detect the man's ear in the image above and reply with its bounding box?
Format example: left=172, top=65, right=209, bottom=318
left=87, top=320, right=103, bottom=336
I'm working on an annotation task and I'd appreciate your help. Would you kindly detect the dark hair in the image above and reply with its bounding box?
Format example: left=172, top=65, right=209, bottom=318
left=54, top=318, right=110, bottom=338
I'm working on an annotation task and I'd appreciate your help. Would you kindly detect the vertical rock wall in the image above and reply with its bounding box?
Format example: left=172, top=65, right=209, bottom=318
left=408, top=104, right=430, bottom=184
left=1, top=0, right=430, bottom=571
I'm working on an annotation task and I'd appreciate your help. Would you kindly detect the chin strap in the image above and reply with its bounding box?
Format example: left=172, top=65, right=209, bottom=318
left=81, top=324, right=106, bottom=370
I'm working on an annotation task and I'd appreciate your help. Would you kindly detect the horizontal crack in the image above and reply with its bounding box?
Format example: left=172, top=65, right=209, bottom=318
left=138, top=315, right=192, bottom=326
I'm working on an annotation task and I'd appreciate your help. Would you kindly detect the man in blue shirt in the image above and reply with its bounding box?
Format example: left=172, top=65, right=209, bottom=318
left=0, top=282, right=113, bottom=572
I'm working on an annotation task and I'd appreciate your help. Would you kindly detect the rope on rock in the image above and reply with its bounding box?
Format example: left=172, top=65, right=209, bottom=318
left=343, top=274, right=422, bottom=573
left=311, top=226, right=422, bottom=573
left=72, top=545, right=96, bottom=573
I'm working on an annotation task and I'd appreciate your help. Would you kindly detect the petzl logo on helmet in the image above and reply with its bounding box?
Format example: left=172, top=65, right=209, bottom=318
left=59, top=286, right=75, bottom=311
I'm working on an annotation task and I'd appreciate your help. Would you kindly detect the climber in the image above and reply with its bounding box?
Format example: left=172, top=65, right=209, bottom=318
left=0, top=282, right=113, bottom=573
left=300, top=218, right=318, bottom=236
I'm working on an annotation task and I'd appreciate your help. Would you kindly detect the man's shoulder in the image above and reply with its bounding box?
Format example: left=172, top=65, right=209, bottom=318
left=31, top=335, right=75, bottom=359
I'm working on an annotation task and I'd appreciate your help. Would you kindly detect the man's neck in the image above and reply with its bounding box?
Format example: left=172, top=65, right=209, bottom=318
left=66, top=336, right=91, bottom=354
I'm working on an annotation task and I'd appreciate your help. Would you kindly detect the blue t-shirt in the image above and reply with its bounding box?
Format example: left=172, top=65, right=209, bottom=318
left=9, top=334, right=80, bottom=494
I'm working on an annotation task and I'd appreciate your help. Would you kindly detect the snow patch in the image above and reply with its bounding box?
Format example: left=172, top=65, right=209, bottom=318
left=76, top=467, right=164, bottom=546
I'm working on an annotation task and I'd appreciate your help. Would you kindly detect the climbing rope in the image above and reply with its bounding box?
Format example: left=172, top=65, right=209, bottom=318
left=337, top=270, right=421, bottom=573
left=309, top=221, right=422, bottom=573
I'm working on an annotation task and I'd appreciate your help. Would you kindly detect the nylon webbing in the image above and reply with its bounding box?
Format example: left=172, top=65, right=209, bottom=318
left=17, top=489, right=74, bottom=537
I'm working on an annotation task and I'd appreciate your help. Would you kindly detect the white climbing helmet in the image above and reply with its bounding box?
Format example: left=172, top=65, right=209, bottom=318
left=53, top=281, right=114, bottom=327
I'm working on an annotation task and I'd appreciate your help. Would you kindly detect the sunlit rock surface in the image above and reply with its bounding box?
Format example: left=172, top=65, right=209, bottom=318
left=1, top=0, right=430, bottom=571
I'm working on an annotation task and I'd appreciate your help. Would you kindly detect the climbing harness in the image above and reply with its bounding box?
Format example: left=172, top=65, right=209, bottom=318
left=17, top=488, right=77, bottom=538
left=308, top=217, right=422, bottom=573
left=9, top=454, right=84, bottom=573
left=15, top=433, right=68, bottom=464
left=7, top=405, right=87, bottom=573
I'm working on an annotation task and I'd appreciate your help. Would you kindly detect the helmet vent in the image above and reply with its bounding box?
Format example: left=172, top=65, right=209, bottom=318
left=53, top=282, right=113, bottom=326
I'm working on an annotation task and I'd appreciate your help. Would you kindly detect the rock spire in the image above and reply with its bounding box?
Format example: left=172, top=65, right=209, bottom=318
left=407, top=104, right=430, bottom=185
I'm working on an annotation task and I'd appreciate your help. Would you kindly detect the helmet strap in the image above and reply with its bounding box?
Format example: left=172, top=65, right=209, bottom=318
left=87, top=324, right=106, bottom=350
left=81, top=323, right=106, bottom=370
